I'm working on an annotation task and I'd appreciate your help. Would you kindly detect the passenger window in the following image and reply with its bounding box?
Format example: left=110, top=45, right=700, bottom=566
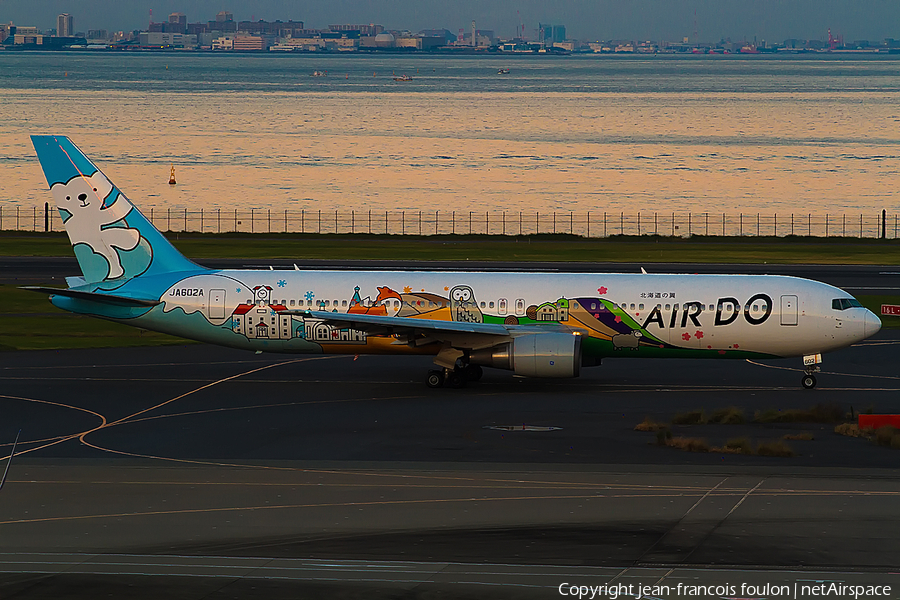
left=673, top=303, right=679, bottom=311
left=499, top=299, right=508, bottom=314
left=630, top=303, right=635, bottom=310
left=324, top=300, right=330, bottom=307
left=342, top=300, right=347, bottom=307
left=516, top=299, right=525, bottom=315
left=638, top=303, right=644, bottom=310
left=489, top=301, right=495, bottom=309
left=290, top=299, right=295, bottom=306
left=665, top=304, right=670, bottom=310
left=480, top=302, right=486, bottom=308
left=572, top=301, right=579, bottom=309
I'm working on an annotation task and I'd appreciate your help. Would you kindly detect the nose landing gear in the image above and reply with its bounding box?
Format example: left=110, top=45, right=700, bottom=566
left=801, top=353, right=822, bottom=389
left=801, top=373, right=817, bottom=389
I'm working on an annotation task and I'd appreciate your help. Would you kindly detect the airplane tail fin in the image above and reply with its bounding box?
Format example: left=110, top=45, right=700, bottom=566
left=31, top=136, right=200, bottom=285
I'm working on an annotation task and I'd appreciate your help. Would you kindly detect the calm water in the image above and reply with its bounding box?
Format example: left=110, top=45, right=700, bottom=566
left=3, top=52, right=900, bottom=215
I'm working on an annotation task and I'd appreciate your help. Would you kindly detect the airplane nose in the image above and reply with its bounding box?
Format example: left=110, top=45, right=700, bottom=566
left=865, top=310, right=882, bottom=338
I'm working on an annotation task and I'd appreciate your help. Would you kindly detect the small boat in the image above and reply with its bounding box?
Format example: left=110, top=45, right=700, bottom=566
left=311, top=70, right=327, bottom=77
left=392, top=74, right=413, bottom=82
left=498, top=68, right=510, bottom=74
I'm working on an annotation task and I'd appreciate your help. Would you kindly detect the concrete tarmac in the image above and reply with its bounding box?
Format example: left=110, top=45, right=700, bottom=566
left=1, top=335, right=899, bottom=598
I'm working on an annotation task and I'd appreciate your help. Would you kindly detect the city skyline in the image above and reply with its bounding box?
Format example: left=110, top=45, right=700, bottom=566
left=4, top=1, right=900, bottom=43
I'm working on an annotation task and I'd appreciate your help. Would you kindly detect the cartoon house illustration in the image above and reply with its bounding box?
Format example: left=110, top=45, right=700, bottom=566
left=305, top=321, right=367, bottom=344
left=231, top=285, right=293, bottom=340
left=303, top=285, right=367, bottom=344
left=536, top=298, right=569, bottom=321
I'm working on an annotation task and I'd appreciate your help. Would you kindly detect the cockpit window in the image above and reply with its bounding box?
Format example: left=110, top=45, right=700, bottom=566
left=832, top=298, right=863, bottom=310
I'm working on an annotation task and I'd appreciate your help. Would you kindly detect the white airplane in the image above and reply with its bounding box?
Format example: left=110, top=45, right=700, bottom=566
left=27, top=136, right=882, bottom=389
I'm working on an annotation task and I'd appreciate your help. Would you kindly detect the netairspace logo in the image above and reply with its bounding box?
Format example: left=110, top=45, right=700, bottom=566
left=557, top=582, right=893, bottom=599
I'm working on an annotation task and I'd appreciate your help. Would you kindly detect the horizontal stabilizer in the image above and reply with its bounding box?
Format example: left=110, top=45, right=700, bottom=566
left=20, top=286, right=161, bottom=307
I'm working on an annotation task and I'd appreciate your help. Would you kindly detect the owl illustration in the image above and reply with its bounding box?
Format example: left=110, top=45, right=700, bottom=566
left=450, top=285, right=483, bottom=323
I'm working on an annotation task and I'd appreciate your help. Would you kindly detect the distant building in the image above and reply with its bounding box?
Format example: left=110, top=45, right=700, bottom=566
left=139, top=32, right=196, bottom=48
left=57, top=14, right=74, bottom=37
left=209, top=11, right=236, bottom=33
left=330, top=24, right=383, bottom=36
left=237, top=20, right=305, bottom=37
left=0, top=23, right=14, bottom=44
left=233, top=34, right=267, bottom=51
left=454, top=29, right=493, bottom=47
left=168, top=13, right=187, bottom=34
left=87, top=29, right=108, bottom=41
left=538, top=23, right=566, bottom=47
left=14, top=32, right=85, bottom=47
left=211, top=36, right=234, bottom=50
left=418, top=29, right=456, bottom=45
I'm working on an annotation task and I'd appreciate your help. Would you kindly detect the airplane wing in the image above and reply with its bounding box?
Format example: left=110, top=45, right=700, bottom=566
left=284, top=309, right=576, bottom=369
left=285, top=309, right=512, bottom=336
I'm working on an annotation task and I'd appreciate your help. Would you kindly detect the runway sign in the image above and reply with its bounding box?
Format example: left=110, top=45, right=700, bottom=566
left=859, top=414, right=900, bottom=430
left=881, top=304, right=900, bottom=316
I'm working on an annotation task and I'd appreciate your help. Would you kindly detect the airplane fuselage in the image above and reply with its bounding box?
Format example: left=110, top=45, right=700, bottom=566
left=53, top=269, right=878, bottom=362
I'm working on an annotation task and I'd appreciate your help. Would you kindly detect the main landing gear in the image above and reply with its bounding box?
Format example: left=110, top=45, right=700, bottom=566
left=425, top=364, right=483, bottom=389
left=801, top=353, right=822, bottom=390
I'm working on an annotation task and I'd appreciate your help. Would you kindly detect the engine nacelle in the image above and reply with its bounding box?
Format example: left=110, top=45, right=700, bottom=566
left=470, top=333, right=582, bottom=378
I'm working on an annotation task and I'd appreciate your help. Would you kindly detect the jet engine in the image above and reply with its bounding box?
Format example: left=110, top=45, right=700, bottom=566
left=470, top=333, right=582, bottom=378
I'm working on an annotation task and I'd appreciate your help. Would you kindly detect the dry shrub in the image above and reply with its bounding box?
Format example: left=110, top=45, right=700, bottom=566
left=672, top=410, right=707, bottom=425
left=723, top=436, right=753, bottom=454
left=834, top=423, right=864, bottom=437
left=783, top=432, right=814, bottom=441
left=709, top=406, right=745, bottom=424
left=635, top=418, right=667, bottom=432
left=874, top=426, right=899, bottom=447
left=756, top=440, right=795, bottom=457
left=668, top=437, right=709, bottom=452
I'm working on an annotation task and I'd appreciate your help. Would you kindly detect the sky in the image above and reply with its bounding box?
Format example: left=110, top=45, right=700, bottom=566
left=3, top=0, right=900, bottom=43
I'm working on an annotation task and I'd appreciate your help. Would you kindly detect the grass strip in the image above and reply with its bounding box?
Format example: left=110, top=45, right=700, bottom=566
left=2, top=231, right=900, bottom=264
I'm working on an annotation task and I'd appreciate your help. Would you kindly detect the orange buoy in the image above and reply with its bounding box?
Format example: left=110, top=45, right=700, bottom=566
left=168, top=165, right=176, bottom=185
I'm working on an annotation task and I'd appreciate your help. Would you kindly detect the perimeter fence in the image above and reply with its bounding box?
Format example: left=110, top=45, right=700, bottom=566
left=3, top=205, right=899, bottom=239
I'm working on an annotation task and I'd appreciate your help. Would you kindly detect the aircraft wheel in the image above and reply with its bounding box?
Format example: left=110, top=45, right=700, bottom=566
left=446, top=370, right=466, bottom=389
left=801, top=374, right=817, bottom=390
left=465, top=365, right=483, bottom=381
left=426, top=370, right=445, bottom=388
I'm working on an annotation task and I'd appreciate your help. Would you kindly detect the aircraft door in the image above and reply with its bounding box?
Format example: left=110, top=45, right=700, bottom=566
left=209, top=289, right=226, bottom=320
left=780, top=295, right=798, bottom=326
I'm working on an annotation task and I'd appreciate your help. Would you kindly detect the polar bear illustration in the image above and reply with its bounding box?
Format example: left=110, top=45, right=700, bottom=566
left=50, top=172, right=141, bottom=280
